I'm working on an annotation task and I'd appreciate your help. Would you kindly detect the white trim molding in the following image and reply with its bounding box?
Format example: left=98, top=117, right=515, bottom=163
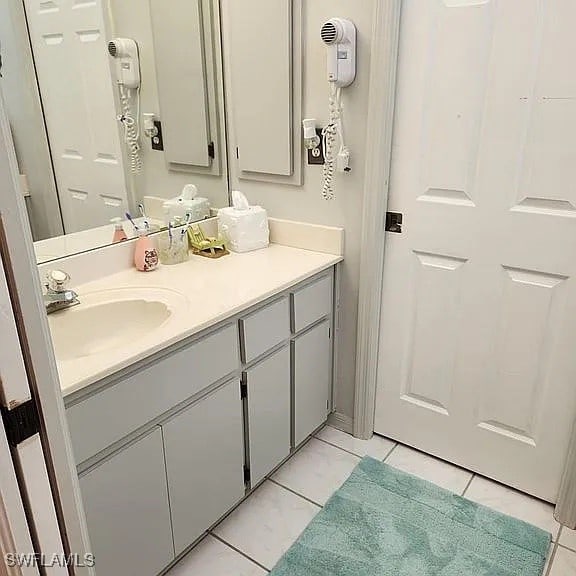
left=556, top=418, right=576, bottom=528
left=353, top=0, right=402, bottom=439
left=328, top=412, right=354, bottom=435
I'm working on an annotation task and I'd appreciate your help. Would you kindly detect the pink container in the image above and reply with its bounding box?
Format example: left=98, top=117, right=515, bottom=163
left=134, top=232, right=159, bottom=272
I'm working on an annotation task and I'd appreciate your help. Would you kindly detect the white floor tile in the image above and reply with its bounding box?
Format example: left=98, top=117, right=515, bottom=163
left=272, top=438, right=360, bottom=505
left=166, top=535, right=266, bottom=576
left=549, top=546, right=576, bottom=576
left=315, top=426, right=396, bottom=460
left=464, top=476, right=560, bottom=538
left=213, top=480, right=319, bottom=570
left=385, top=444, right=473, bottom=494
left=559, top=526, right=576, bottom=552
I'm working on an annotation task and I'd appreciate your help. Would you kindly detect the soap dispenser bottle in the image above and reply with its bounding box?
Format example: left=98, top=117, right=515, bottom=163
left=134, top=230, right=159, bottom=272
left=111, top=217, right=128, bottom=243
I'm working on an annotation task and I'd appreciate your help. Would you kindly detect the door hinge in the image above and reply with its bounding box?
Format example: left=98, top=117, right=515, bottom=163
left=240, top=373, right=248, bottom=399
left=385, top=212, right=403, bottom=233
left=208, top=141, right=215, bottom=159
left=1, top=399, right=41, bottom=448
left=243, top=465, right=251, bottom=484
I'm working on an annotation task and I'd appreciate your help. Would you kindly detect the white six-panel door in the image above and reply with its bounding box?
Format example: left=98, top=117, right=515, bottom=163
left=375, top=0, right=576, bottom=502
left=23, top=0, right=128, bottom=233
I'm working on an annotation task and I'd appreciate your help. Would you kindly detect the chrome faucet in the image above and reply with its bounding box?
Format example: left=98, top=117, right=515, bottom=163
left=44, top=270, right=80, bottom=315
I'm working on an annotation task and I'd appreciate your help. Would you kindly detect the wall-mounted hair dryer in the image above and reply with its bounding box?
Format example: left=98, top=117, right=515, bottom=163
left=108, top=38, right=142, bottom=173
left=108, top=38, right=140, bottom=89
left=318, top=18, right=357, bottom=200
left=320, top=18, right=356, bottom=88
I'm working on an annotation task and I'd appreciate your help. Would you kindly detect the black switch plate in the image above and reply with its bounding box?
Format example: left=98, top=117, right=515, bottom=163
left=307, top=128, right=325, bottom=165
left=151, top=120, right=164, bottom=151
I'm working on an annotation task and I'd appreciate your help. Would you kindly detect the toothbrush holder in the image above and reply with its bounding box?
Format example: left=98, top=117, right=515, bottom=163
left=157, top=228, right=189, bottom=265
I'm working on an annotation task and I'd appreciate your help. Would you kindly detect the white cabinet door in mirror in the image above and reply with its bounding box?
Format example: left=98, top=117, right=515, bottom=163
left=150, top=0, right=214, bottom=171
left=222, top=0, right=303, bottom=184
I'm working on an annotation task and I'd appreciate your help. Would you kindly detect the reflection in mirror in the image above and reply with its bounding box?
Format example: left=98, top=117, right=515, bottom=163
left=0, top=0, right=229, bottom=264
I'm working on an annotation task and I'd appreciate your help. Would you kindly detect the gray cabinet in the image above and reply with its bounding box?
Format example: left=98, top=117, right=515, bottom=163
left=79, top=428, right=173, bottom=576
left=162, top=380, right=245, bottom=556
left=69, top=267, right=336, bottom=575
left=293, top=320, right=332, bottom=447
left=245, top=346, right=291, bottom=486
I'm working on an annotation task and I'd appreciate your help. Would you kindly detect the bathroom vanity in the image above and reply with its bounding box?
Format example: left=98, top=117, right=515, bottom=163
left=57, top=245, right=340, bottom=576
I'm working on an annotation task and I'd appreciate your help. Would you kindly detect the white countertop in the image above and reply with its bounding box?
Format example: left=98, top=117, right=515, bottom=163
left=55, top=244, right=341, bottom=397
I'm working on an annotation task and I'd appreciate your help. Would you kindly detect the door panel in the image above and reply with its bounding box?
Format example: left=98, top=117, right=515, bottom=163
left=23, top=0, right=128, bottom=233
left=162, top=380, right=245, bottom=556
left=293, top=321, right=331, bottom=447
left=375, top=0, right=576, bottom=502
left=80, top=428, right=173, bottom=576
left=246, top=346, right=291, bottom=486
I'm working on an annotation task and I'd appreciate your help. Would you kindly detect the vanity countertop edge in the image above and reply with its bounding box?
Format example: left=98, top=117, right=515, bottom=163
left=55, top=243, right=342, bottom=399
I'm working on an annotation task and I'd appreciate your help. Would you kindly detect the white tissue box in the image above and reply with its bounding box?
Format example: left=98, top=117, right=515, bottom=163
left=163, top=197, right=210, bottom=224
left=218, top=206, right=269, bottom=253
left=163, top=184, right=211, bottom=225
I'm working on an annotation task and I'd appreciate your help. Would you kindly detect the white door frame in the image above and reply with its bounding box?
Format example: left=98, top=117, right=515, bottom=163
left=353, top=0, right=401, bottom=440
left=0, top=90, right=93, bottom=573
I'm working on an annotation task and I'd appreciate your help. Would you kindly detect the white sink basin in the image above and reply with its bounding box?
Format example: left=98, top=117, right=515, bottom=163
left=48, top=287, right=187, bottom=362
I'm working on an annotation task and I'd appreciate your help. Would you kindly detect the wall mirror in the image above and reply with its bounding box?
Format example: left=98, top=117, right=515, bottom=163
left=0, top=0, right=230, bottom=264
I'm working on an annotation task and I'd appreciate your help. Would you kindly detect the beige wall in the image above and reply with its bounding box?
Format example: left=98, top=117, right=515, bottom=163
left=107, top=0, right=230, bottom=208
left=224, top=0, right=376, bottom=424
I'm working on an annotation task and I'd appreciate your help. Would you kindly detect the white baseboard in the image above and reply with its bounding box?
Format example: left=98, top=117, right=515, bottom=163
left=328, top=412, right=353, bottom=434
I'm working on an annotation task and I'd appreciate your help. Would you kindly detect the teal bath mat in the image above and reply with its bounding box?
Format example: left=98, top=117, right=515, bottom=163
left=270, top=457, right=551, bottom=576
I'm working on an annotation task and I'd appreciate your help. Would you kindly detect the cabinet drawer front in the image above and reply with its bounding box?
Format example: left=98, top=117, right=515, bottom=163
left=79, top=428, right=173, bottom=576
left=291, top=274, right=333, bottom=333
left=67, top=324, right=239, bottom=464
left=163, top=380, right=245, bottom=555
left=240, top=297, right=290, bottom=363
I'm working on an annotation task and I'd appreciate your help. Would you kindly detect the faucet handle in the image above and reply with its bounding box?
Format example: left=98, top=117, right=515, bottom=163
left=46, top=270, right=70, bottom=292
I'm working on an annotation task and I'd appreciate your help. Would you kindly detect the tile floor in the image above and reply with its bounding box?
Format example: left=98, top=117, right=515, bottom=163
left=166, top=426, right=576, bottom=575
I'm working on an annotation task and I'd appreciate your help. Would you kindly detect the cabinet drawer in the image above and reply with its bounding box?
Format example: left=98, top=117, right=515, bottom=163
left=291, top=274, right=333, bottom=333
left=67, top=324, right=239, bottom=464
left=240, top=297, right=290, bottom=363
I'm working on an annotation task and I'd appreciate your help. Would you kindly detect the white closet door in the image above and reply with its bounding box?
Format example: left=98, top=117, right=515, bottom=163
left=375, top=0, right=576, bottom=502
left=23, top=0, right=128, bottom=233
left=0, top=247, right=66, bottom=575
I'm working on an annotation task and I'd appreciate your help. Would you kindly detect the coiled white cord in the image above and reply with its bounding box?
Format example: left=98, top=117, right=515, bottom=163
left=321, top=85, right=344, bottom=200
left=119, top=86, right=143, bottom=174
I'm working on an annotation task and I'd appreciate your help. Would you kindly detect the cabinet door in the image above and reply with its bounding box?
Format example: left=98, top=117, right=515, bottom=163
left=293, top=320, right=331, bottom=447
left=163, top=380, right=245, bottom=556
left=79, top=428, right=173, bottom=576
left=246, top=346, right=291, bottom=486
